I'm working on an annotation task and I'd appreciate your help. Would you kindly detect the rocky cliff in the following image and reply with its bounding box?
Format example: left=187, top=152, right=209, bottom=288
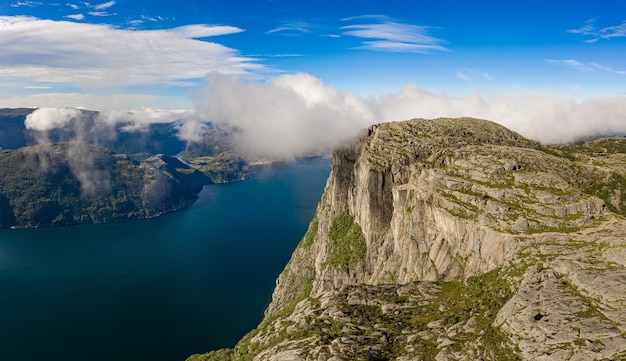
left=189, top=118, right=626, bottom=361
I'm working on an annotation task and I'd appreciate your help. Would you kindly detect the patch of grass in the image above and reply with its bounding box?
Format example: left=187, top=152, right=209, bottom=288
left=527, top=223, right=581, bottom=234
left=581, top=172, right=626, bottom=216
left=186, top=349, right=233, bottom=361
left=299, top=218, right=318, bottom=249
left=325, top=205, right=367, bottom=271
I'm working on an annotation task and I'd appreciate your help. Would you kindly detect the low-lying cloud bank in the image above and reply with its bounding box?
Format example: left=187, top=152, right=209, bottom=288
left=195, top=73, right=626, bottom=158
left=194, top=73, right=377, bottom=159
left=23, top=73, right=626, bottom=160
left=375, top=87, right=626, bottom=144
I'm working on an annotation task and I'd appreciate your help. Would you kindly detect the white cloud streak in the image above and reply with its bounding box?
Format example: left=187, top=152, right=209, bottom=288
left=457, top=68, right=493, bottom=82
left=266, top=21, right=313, bottom=35
left=341, top=15, right=449, bottom=53
left=66, top=14, right=85, bottom=20
left=93, top=0, right=115, bottom=10
left=568, top=19, right=626, bottom=42
left=87, top=11, right=113, bottom=17
left=0, top=92, right=190, bottom=110
left=546, top=59, right=626, bottom=75
left=11, top=1, right=41, bottom=7
left=0, top=16, right=260, bottom=89
left=170, top=24, right=244, bottom=38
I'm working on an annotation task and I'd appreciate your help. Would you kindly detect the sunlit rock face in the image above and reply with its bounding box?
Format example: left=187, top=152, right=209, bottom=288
left=189, top=118, right=626, bottom=361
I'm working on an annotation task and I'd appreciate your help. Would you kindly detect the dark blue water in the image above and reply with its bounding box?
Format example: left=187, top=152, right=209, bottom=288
left=0, top=158, right=330, bottom=361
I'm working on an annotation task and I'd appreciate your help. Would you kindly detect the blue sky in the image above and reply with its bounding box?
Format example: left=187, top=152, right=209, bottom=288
left=2, top=0, right=626, bottom=148
left=1, top=0, right=625, bottom=105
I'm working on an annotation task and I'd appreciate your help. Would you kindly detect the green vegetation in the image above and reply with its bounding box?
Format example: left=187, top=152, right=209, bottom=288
left=0, top=143, right=208, bottom=228
left=325, top=206, right=367, bottom=271
left=185, top=151, right=252, bottom=183
left=298, top=218, right=318, bottom=249
left=189, top=268, right=521, bottom=361
left=581, top=172, right=626, bottom=216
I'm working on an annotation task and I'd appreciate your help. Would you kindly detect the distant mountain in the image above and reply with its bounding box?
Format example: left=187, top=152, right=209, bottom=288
left=0, top=142, right=208, bottom=228
left=0, top=108, right=186, bottom=156
left=0, top=108, right=33, bottom=150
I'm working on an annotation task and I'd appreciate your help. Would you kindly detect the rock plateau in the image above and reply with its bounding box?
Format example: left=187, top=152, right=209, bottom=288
left=189, top=118, right=626, bottom=361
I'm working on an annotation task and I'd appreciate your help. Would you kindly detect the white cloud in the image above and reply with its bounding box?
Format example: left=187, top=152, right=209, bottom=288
left=93, top=0, right=114, bottom=10
left=0, top=16, right=261, bottom=90
left=170, top=24, right=244, bottom=38
left=456, top=70, right=470, bottom=82
left=194, top=73, right=626, bottom=160
left=24, top=107, right=83, bottom=131
left=101, top=108, right=194, bottom=129
left=195, top=72, right=377, bottom=159
left=87, top=11, right=112, bottom=16
left=11, top=1, right=41, bottom=7
left=546, top=59, right=625, bottom=75
left=14, top=73, right=626, bottom=160
left=0, top=92, right=192, bottom=110
left=568, top=19, right=626, bottom=42
left=546, top=59, right=593, bottom=72
left=341, top=15, right=449, bottom=53
left=175, top=120, right=210, bottom=143
left=589, top=62, right=626, bottom=75
left=66, top=14, right=85, bottom=20
left=456, top=68, right=492, bottom=82
left=267, top=21, right=313, bottom=35
left=375, top=86, right=626, bottom=144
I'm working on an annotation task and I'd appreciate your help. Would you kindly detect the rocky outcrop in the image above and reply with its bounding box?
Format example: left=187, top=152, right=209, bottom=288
left=189, top=118, right=626, bottom=361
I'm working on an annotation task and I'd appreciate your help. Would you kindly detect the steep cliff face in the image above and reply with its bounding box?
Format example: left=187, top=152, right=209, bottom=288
left=189, top=118, right=626, bottom=361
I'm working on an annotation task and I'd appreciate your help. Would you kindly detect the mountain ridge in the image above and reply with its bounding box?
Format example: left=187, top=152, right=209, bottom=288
left=0, top=142, right=208, bottom=228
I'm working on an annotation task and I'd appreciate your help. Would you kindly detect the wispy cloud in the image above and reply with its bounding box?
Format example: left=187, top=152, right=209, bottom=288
left=62, top=1, right=116, bottom=18
left=456, top=70, right=469, bottom=82
left=341, top=15, right=449, bottom=53
left=170, top=24, right=244, bottom=38
left=87, top=11, right=113, bottom=17
left=457, top=68, right=492, bottom=82
left=589, top=62, right=626, bottom=75
left=11, top=1, right=41, bottom=7
left=126, top=15, right=166, bottom=28
left=546, top=59, right=626, bottom=75
left=0, top=16, right=260, bottom=90
left=546, top=59, right=594, bottom=72
left=568, top=19, right=626, bottom=43
left=93, top=0, right=115, bottom=10
left=66, top=14, right=85, bottom=20
left=266, top=21, right=314, bottom=35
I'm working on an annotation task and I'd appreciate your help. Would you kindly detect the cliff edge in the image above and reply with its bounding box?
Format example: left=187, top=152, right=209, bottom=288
left=190, top=117, right=626, bottom=361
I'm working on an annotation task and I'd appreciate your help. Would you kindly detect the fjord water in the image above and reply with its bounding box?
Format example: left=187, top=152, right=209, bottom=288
left=0, top=157, right=331, bottom=361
